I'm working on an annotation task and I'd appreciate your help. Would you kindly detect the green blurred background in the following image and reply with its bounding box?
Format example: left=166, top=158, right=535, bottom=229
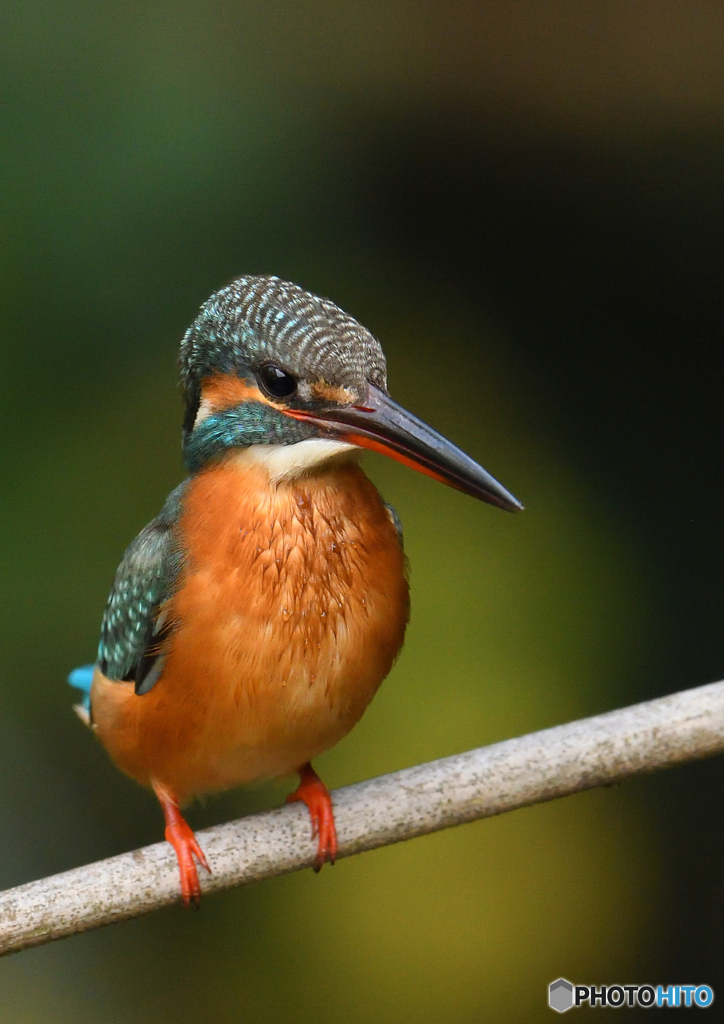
left=2, top=3, right=724, bottom=1020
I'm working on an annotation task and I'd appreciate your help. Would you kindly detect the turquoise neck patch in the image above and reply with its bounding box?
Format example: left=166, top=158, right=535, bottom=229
left=183, top=401, right=317, bottom=473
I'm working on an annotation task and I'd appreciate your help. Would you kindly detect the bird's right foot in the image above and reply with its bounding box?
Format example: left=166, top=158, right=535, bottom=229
left=153, top=782, right=211, bottom=906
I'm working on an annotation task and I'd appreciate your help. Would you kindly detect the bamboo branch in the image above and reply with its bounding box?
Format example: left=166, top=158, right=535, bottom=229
left=2, top=679, right=724, bottom=957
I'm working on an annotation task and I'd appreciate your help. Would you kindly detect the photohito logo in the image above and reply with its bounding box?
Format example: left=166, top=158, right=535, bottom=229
left=548, top=979, right=714, bottom=1012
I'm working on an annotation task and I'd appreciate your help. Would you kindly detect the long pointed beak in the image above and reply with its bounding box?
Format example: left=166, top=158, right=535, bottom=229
left=287, top=384, right=523, bottom=512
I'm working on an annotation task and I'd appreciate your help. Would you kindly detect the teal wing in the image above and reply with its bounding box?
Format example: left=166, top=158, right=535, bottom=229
left=383, top=501, right=404, bottom=548
left=97, top=482, right=186, bottom=695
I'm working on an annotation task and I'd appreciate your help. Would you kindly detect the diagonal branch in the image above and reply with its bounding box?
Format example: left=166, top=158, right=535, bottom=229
left=2, top=679, right=724, bottom=957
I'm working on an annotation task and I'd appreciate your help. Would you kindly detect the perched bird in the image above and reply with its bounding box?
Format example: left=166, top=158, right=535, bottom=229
left=70, top=276, right=522, bottom=904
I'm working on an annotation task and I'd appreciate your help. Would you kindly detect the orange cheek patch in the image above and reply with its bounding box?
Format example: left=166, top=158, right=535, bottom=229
left=200, top=375, right=265, bottom=412
left=310, top=381, right=356, bottom=404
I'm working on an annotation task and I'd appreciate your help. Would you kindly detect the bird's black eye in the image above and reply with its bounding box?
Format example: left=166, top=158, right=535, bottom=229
left=258, top=364, right=298, bottom=399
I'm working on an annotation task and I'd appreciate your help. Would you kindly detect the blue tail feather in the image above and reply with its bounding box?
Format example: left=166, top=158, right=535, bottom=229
left=68, top=664, right=95, bottom=712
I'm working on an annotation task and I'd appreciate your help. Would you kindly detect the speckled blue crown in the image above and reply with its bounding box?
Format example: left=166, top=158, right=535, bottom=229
left=180, top=275, right=387, bottom=397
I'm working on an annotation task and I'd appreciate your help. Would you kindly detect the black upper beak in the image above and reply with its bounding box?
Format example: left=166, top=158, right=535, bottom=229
left=287, top=384, right=523, bottom=512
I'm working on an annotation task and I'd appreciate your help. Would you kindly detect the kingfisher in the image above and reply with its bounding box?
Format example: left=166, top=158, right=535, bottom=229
left=69, top=275, right=522, bottom=905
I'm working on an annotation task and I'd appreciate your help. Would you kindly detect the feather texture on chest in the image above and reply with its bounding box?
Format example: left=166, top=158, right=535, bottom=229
left=176, top=455, right=407, bottom=670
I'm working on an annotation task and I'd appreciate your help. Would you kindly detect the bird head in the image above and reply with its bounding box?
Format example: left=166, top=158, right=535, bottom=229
left=179, top=275, right=522, bottom=512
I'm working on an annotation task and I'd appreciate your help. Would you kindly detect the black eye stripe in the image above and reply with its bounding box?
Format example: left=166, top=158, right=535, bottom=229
left=258, top=364, right=298, bottom=399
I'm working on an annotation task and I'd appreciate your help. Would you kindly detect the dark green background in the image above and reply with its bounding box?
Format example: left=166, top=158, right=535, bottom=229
left=2, top=4, right=723, bottom=1021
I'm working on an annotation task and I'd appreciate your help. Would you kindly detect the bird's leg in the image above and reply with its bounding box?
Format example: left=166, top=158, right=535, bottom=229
left=152, top=781, right=211, bottom=907
left=286, top=762, right=338, bottom=871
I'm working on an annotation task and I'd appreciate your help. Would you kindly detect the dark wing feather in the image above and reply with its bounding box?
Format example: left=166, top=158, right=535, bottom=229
left=97, top=482, right=186, bottom=694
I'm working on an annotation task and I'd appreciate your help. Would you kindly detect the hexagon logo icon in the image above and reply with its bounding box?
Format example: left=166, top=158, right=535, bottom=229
left=549, top=978, right=574, bottom=1013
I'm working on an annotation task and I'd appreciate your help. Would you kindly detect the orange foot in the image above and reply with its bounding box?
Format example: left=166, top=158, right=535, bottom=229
left=153, top=782, right=211, bottom=907
left=286, top=762, right=338, bottom=872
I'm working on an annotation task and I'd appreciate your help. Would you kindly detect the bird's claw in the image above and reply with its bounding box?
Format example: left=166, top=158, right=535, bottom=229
left=154, top=783, right=212, bottom=907
left=287, top=763, right=338, bottom=870
left=165, top=816, right=212, bottom=907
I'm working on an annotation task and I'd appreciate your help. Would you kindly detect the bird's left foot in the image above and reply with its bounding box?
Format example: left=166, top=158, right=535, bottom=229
left=287, top=762, right=338, bottom=871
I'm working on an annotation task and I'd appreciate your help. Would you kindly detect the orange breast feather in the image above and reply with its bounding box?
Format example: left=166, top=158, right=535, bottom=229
left=92, top=457, right=409, bottom=803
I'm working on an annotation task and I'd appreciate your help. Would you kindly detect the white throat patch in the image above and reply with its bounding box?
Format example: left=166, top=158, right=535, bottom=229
left=193, top=397, right=215, bottom=429
left=235, top=438, right=358, bottom=482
